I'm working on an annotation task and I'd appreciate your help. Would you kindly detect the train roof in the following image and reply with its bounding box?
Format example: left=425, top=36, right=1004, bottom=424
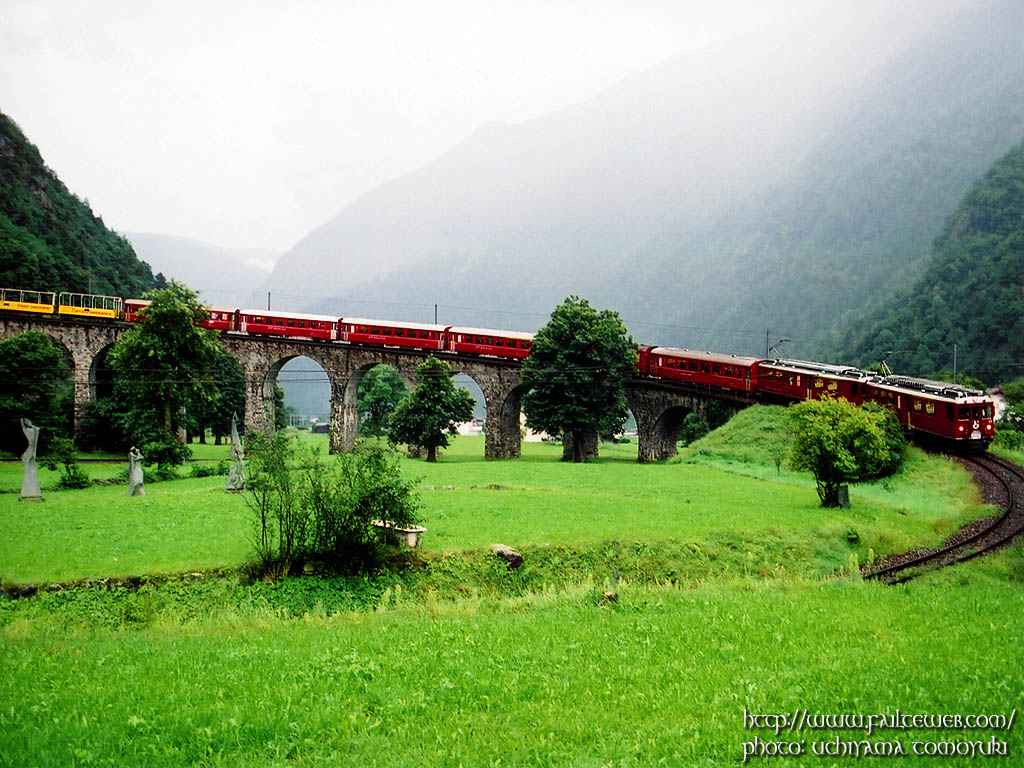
left=762, top=358, right=871, bottom=378
left=449, top=326, right=534, bottom=340
left=341, top=317, right=450, bottom=332
left=873, top=375, right=988, bottom=401
left=649, top=347, right=761, bottom=366
left=237, top=308, right=342, bottom=323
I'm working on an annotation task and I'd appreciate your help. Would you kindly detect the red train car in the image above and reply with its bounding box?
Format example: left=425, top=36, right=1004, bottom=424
left=637, top=347, right=759, bottom=393
left=865, top=375, right=994, bottom=447
left=235, top=309, right=341, bottom=341
left=756, top=359, right=872, bottom=405
left=125, top=300, right=245, bottom=335
left=339, top=318, right=448, bottom=351
left=448, top=327, right=533, bottom=359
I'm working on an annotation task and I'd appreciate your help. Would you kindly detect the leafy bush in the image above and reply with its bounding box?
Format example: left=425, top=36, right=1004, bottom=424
left=789, top=398, right=903, bottom=507
left=188, top=462, right=227, bottom=478
left=305, top=443, right=420, bottom=571
left=994, top=425, right=1024, bottom=451
left=42, top=437, right=90, bottom=490
left=244, top=434, right=420, bottom=577
left=859, top=401, right=907, bottom=478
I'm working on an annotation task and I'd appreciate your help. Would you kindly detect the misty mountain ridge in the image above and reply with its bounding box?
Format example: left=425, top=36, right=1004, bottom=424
left=263, top=0, right=1024, bottom=363
left=127, top=232, right=277, bottom=306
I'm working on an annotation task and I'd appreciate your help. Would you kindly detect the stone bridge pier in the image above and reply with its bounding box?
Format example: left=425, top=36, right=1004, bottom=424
left=625, top=382, right=748, bottom=463
left=449, top=361, right=524, bottom=460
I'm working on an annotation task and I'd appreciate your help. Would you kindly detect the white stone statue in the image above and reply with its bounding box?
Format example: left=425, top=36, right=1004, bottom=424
left=226, top=412, right=245, bottom=492
left=19, top=418, right=42, bottom=501
left=127, top=446, right=145, bottom=496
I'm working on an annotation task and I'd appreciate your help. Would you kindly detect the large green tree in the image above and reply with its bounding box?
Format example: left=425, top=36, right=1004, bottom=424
left=789, top=398, right=901, bottom=507
left=0, top=331, right=72, bottom=454
left=190, top=350, right=246, bottom=444
left=388, top=356, right=474, bottom=462
left=358, top=364, right=407, bottom=438
left=521, top=296, right=638, bottom=462
left=108, top=281, right=221, bottom=466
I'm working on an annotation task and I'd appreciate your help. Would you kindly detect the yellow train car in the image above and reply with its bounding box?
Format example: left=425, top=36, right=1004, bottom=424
left=0, top=288, right=56, bottom=314
left=57, top=292, right=123, bottom=319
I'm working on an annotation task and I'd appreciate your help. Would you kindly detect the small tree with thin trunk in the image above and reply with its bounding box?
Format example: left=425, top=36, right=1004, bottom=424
left=789, top=397, right=897, bottom=507
left=358, top=364, right=407, bottom=438
left=388, top=356, right=475, bottom=462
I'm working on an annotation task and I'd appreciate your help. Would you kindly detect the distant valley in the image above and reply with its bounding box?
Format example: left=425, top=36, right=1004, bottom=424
left=126, top=233, right=277, bottom=307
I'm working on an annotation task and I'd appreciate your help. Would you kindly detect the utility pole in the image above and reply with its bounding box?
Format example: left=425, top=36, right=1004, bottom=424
left=953, top=343, right=958, bottom=385
left=765, top=329, right=770, bottom=358
left=434, top=304, right=438, bottom=325
left=267, top=292, right=271, bottom=311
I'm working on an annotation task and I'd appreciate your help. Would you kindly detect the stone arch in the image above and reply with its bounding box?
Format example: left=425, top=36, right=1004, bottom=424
left=217, top=338, right=345, bottom=443
left=327, top=349, right=422, bottom=453
left=88, top=341, right=118, bottom=401
left=625, top=383, right=703, bottom=463
left=648, top=403, right=696, bottom=461
left=339, top=361, right=414, bottom=450
left=447, top=361, right=524, bottom=459
left=276, top=355, right=332, bottom=428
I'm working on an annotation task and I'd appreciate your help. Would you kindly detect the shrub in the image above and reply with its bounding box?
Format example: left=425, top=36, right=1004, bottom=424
left=244, top=435, right=420, bottom=577
left=245, top=431, right=307, bottom=575
left=789, top=398, right=901, bottom=507
left=42, top=437, right=90, bottom=490
left=305, top=443, right=421, bottom=571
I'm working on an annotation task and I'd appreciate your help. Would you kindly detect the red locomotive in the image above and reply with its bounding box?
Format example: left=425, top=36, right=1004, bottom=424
left=635, top=349, right=994, bottom=449
left=3, top=287, right=995, bottom=450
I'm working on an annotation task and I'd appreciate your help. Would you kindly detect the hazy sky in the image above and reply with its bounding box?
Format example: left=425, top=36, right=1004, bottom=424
left=1, top=0, right=828, bottom=254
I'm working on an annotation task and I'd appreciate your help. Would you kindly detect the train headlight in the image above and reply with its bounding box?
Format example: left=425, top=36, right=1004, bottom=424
left=958, top=425, right=965, bottom=432
left=985, top=423, right=994, bottom=432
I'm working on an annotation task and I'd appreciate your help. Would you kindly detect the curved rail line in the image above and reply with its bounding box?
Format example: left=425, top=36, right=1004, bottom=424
left=865, top=454, right=1024, bottom=584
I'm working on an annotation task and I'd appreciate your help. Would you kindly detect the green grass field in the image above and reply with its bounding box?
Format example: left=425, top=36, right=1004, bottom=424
left=2, top=409, right=1022, bottom=766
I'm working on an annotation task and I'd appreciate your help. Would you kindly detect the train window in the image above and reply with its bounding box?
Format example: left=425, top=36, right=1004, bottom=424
left=926, top=403, right=935, bottom=415
left=972, top=406, right=981, bottom=419
left=983, top=405, right=993, bottom=419
left=814, top=378, right=823, bottom=388
left=827, top=382, right=837, bottom=391
left=913, top=399, right=922, bottom=411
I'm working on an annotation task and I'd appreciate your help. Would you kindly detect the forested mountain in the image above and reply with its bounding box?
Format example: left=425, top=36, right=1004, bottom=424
left=262, top=0, right=1024, bottom=359
left=0, top=112, right=155, bottom=297
left=840, top=138, right=1024, bottom=385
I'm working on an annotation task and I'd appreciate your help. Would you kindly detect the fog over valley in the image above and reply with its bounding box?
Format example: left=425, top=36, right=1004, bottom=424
left=4, top=0, right=1023, bottom=365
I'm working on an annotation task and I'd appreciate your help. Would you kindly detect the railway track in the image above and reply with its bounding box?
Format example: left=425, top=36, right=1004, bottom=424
left=864, top=453, right=1024, bottom=584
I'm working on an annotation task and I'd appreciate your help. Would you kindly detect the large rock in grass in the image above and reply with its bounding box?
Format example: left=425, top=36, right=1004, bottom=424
left=490, top=544, right=524, bottom=570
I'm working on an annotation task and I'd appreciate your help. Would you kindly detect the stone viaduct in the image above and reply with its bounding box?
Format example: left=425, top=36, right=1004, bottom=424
left=0, top=315, right=755, bottom=462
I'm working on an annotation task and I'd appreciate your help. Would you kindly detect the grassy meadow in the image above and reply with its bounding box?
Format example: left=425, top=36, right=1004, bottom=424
left=2, top=406, right=1023, bottom=766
